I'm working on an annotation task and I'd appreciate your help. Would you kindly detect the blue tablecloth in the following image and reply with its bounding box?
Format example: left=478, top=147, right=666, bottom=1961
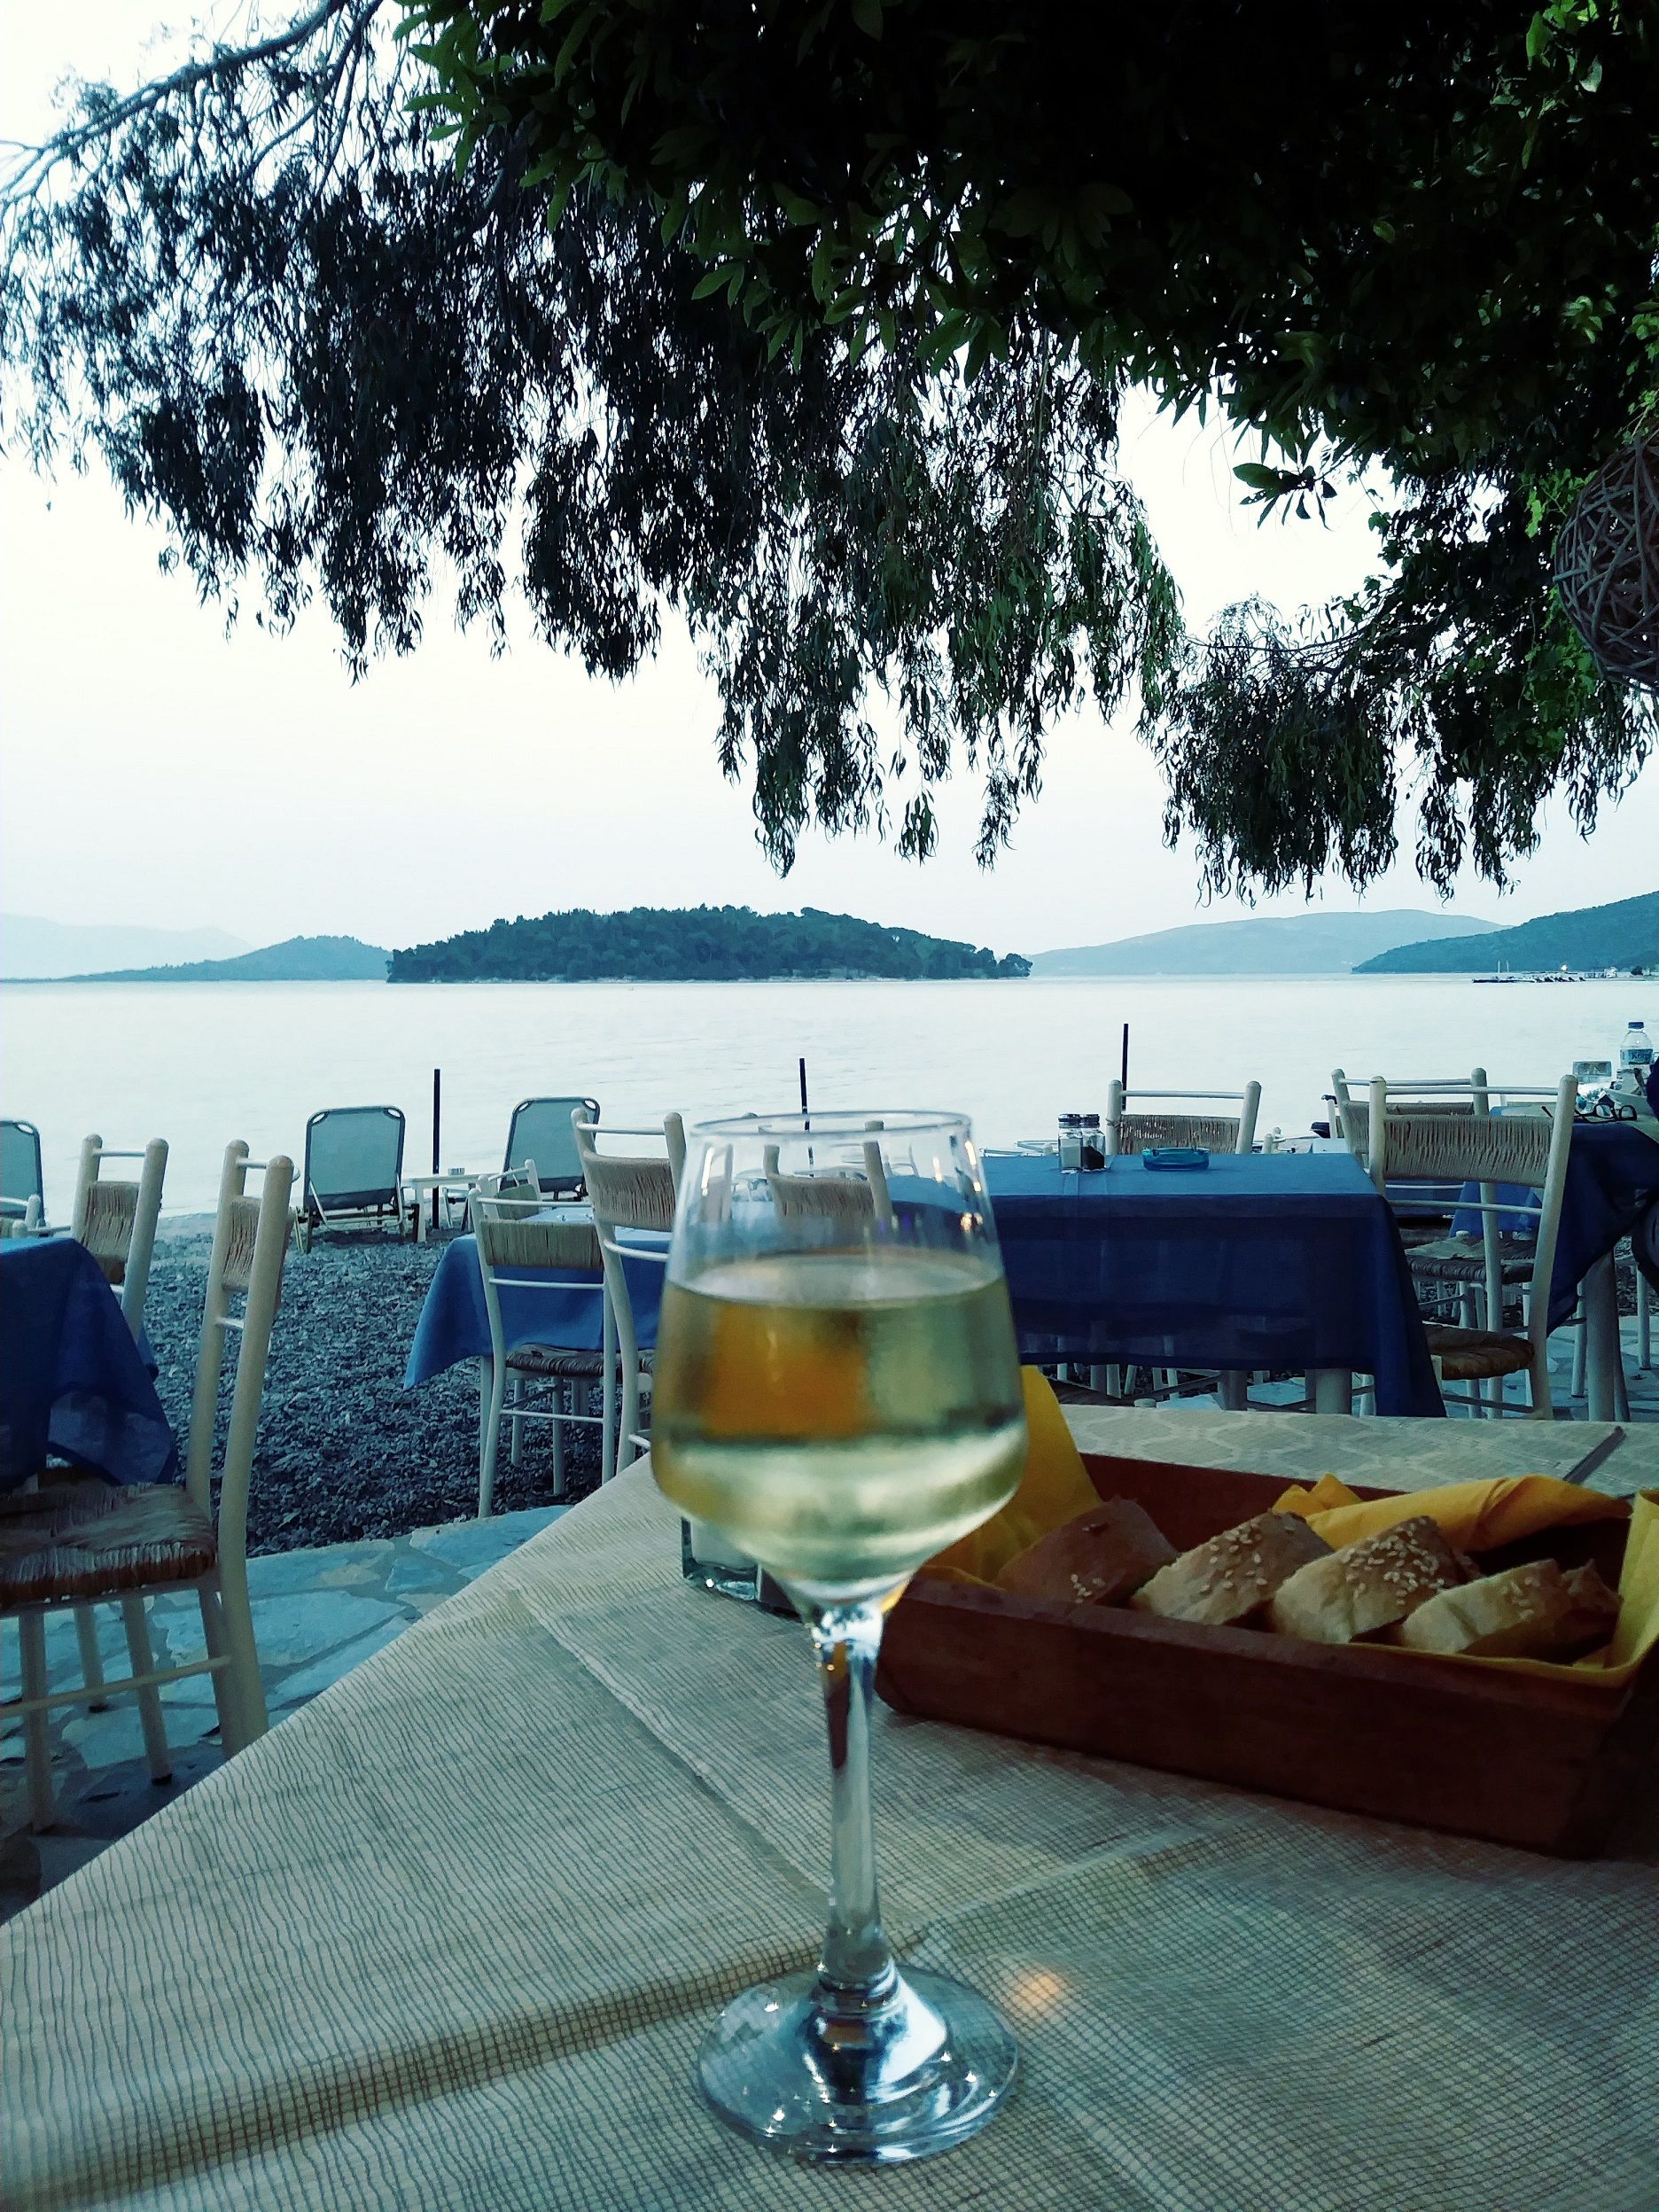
left=405, top=1234, right=666, bottom=1388
left=0, top=1239, right=177, bottom=1491
left=982, top=1150, right=1443, bottom=1418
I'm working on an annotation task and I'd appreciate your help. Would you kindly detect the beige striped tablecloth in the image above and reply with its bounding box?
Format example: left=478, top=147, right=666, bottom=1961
left=6, top=1461, right=1659, bottom=2211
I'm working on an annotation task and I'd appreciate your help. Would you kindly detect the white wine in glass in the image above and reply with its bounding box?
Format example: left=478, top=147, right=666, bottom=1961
left=652, top=1110, right=1027, bottom=2164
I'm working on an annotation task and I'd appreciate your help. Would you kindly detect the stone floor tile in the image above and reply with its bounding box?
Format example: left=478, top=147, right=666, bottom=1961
left=271, top=1618, right=411, bottom=1710
left=247, top=1546, right=387, bottom=1597
left=411, top=1507, right=567, bottom=1577
left=66, top=1743, right=225, bottom=1840
left=384, top=1554, right=460, bottom=1597
left=159, top=1590, right=403, bottom=1672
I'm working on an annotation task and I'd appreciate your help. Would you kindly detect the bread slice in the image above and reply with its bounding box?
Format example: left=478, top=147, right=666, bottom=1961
left=995, top=1499, right=1177, bottom=1608
left=1268, top=1515, right=1466, bottom=1645
left=1129, top=1510, right=1331, bottom=1629
left=1555, top=1562, right=1624, bottom=1658
left=1396, top=1558, right=1620, bottom=1662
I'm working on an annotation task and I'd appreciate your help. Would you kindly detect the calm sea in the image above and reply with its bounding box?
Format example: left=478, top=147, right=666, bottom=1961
left=7, top=973, right=1656, bottom=1216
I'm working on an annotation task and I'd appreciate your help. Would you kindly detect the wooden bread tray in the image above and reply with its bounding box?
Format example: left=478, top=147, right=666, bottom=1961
left=876, top=1453, right=1659, bottom=1856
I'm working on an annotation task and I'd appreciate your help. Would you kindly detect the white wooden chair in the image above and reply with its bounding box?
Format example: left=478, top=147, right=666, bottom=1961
left=763, top=1118, right=892, bottom=1223
left=1105, top=1080, right=1260, bottom=1156
left=3, top=1141, right=292, bottom=1828
left=70, top=1133, right=169, bottom=1334
left=471, top=1167, right=611, bottom=1517
left=59, top=1135, right=169, bottom=1707
left=1362, top=1073, right=1577, bottom=1416
left=573, top=1112, right=685, bottom=1478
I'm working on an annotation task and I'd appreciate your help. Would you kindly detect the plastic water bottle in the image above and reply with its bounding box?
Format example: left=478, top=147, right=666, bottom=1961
left=1617, top=1019, right=1655, bottom=1094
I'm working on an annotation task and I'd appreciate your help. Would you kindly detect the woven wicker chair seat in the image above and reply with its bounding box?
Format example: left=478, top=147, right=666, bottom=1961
left=1421, top=1324, right=1535, bottom=1382
left=505, top=1343, right=611, bottom=1380
left=1408, top=1235, right=1537, bottom=1287
left=0, top=1479, right=215, bottom=1607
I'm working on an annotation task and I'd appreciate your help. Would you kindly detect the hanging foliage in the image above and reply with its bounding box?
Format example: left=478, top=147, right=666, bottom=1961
left=3, top=0, right=1656, bottom=891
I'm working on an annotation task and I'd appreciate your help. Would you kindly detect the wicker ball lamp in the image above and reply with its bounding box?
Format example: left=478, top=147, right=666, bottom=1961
left=1554, top=436, right=1659, bottom=688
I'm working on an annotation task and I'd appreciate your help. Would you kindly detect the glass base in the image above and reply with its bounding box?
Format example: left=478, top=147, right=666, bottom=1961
left=697, top=1965, right=1016, bottom=2165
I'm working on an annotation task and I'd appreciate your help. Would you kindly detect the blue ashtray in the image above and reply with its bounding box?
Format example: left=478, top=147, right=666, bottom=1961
left=1142, top=1146, right=1210, bottom=1171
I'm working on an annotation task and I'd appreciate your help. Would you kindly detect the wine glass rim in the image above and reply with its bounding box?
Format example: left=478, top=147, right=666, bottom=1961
left=689, top=1108, right=971, bottom=1140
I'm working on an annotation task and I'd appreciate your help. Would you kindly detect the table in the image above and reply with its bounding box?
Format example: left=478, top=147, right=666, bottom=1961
left=400, top=1171, right=479, bottom=1243
left=405, top=1225, right=666, bottom=1388
left=1440, top=1118, right=1659, bottom=1420
left=7, top=1459, right=1657, bottom=2211
left=0, top=1239, right=175, bottom=1491
left=1062, top=1399, right=1659, bottom=1496
left=983, top=1150, right=1442, bottom=1418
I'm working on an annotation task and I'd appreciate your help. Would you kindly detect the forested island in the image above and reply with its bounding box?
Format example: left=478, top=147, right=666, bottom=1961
left=390, top=907, right=1030, bottom=983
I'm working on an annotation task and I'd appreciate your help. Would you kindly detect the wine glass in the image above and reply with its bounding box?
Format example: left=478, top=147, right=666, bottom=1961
left=651, top=1110, right=1028, bottom=2164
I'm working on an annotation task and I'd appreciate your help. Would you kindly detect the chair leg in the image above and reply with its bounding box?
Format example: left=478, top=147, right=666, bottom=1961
left=1640, top=1272, right=1652, bottom=1371
left=199, top=1582, right=243, bottom=1754
left=479, top=1364, right=505, bottom=1517
left=620, top=1361, right=642, bottom=1470
left=119, top=1596, right=173, bottom=1783
left=509, top=1377, right=524, bottom=1468
left=600, top=1296, right=617, bottom=1484
left=18, top=1613, right=55, bottom=1831
left=1571, top=1312, right=1588, bottom=1401
left=74, top=1604, right=110, bottom=1710
left=214, top=1563, right=269, bottom=1749
left=549, top=1392, right=566, bottom=1499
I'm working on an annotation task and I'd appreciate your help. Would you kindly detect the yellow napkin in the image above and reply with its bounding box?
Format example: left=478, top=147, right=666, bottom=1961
left=1272, top=1473, right=1627, bottom=1554
left=926, top=1369, right=1097, bottom=1584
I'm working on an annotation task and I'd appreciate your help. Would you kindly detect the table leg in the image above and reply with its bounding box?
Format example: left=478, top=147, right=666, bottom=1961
left=1218, top=1371, right=1248, bottom=1411
left=1582, top=1256, right=1620, bottom=1422
left=414, top=1191, right=427, bottom=1245
left=1309, top=1368, right=1353, bottom=1415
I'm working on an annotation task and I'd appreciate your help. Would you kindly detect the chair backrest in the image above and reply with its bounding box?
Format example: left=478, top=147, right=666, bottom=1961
left=504, top=1097, right=599, bottom=1194
left=1366, top=1076, right=1575, bottom=1193
left=763, top=1118, right=893, bottom=1223
left=471, top=1171, right=604, bottom=1273
left=572, top=1114, right=684, bottom=1374
left=186, top=1141, right=294, bottom=1572
left=302, top=1106, right=405, bottom=1209
left=572, top=1112, right=686, bottom=1233
left=1, top=1118, right=43, bottom=1222
left=1367, top=1072, right=1577, bottom=1362
left=70, top=1133, right=168, bottom=1332
left=1105, top=1080, right=1261, bottom=1157
left=1333, top=1065, right=1490, bottom=1154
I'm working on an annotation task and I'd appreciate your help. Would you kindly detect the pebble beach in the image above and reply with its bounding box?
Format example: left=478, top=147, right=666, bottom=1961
left=145, top=1218, right=601, bottom=1553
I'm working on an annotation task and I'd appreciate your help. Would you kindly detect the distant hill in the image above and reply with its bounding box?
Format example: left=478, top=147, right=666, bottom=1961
left=66, top=935, right=390, bottom=983
left=3, top=912, right=250, bottom=979
left=1032, top=908, right=1495, bottom=977
left=390, top=906, right=1029, bottom=982
left=1358, top=892, right=1659, bottom=975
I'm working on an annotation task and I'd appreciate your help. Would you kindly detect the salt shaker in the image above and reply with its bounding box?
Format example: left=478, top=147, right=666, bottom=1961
left=1057, top=1113, right=1084, bottom=1171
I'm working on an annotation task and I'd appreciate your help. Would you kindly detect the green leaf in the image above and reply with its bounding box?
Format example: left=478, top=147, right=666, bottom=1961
left=1233, top=463, right=1292, bottom=492
left=852, top=0, right=883, bottom=36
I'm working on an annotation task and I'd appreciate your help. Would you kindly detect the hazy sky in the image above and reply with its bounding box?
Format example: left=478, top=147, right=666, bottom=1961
left=4, top=9, right=1656, bottom=960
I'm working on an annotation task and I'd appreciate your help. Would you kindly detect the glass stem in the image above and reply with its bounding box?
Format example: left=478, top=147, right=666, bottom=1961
left=807, top=1600, right=900, bottom=2017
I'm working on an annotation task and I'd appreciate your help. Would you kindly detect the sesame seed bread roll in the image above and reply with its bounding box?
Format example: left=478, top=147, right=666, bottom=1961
left=1268, top=1515, right=1467, bottom=1645
left=994, top=1499, right=1178, bottom=1608
left=1398, top=1558, right=1621, bottom=1662
left=1129, top=1510, right=1331, bottom=1628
